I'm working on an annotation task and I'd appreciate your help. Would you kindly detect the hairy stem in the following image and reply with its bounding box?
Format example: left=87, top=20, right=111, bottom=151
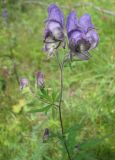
left=56, top=52, right=72, bottom=160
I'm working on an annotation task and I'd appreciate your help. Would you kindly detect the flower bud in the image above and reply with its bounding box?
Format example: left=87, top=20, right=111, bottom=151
left=43, top=128, right=49, bottom=142
left=36, top=72, right=44, bottom=88
left=20, top=78, right=29, bottom=90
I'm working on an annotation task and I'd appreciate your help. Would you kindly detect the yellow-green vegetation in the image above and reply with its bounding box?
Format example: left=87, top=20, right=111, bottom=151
left=0, top=0, right=115, bottom=160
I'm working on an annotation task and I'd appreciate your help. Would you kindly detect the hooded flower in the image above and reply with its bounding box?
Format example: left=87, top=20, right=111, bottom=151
left=36, top=72, right=44, bottom=88
left=20, top=78, right=29, bottom=90
left=66, top=11, right=99, bottom=60
left=43, top=4, right=65, bottom=56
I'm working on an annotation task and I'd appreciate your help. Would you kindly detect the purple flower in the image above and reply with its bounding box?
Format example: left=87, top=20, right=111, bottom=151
left=20, top=78, right=29, bottom=90
left=66, top=11, right=99, bottom=60
left=36, top=72, right=44, bottom=88
left=43, top=4, right=65, bottom=56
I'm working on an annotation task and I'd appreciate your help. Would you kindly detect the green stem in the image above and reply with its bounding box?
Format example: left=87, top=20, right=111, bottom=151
left=56, top=52, right=72, bottom=160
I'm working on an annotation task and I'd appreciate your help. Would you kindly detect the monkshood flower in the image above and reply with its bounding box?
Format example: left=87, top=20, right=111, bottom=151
left=20, top=78, right=29, bottom=90
left=36, top=72, right=44, bottom=88
left=66, top=11, right=99, bottom=60
left=43, top=4, right=65, bottom=56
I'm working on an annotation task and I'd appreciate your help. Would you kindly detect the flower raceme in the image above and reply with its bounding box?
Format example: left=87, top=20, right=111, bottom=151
left=43, top=4, right=99, bottom=60
left=66, top=11, right=99, bottom=60
left=43, top=4, right=65, bottom=56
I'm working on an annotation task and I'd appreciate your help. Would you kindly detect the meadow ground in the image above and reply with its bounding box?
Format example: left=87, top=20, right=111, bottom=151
left=0, top=0, right=115, bottom=160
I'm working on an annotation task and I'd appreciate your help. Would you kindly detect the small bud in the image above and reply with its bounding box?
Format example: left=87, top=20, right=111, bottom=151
left=43, top=128, right=49, bottom=142
left=36, top=72, right=44, bottom=88
left=20, top=78, right=29, bottom=90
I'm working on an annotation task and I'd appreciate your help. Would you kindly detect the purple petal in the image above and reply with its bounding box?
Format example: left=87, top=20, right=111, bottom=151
left=44, top=4, right=64, bottom=39
left=68, top=31, right=83, bottom=52
left=48, top=4, right=64, bottom=27
left=43, top=4, right=65, bottom=56
left=69, top=31, right=91, bottom=60
left=44, top=22, right=60, bottom=39
left=43, top=43, right=56, bottom=56
left=47, top=22, right=64, bottom=41
left=86, top=29, right=99, bottom=49
left=66, top=11, right=79, bottom=35
left=77, top=52, right=90, bottom=60
left=69, top=31, right=82, bottom=44
left=79, top=14, right=94, bottom=33
left=47, top=21, right=60, bottom=31
left=43, top=36, right=61, bottom=56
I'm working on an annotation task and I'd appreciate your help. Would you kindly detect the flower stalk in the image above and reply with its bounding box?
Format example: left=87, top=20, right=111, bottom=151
left=56, top=52, right=72, bottom=160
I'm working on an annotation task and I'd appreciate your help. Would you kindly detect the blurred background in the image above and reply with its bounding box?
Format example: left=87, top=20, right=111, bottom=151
left=0, top=0, right=115, bottom=160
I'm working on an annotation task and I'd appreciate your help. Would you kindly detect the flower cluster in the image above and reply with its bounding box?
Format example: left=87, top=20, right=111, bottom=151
left=19, top=4, right=99, bottom=90
left=43, top=4, right=99, bottom=60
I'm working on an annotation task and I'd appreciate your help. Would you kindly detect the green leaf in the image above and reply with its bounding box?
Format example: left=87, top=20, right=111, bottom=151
left=51, top=91, right=60, bottom=102
left=66, top=124, right=83, bottom=152
left=28, top=104, right=52, bottom=113
left=80, top=138, right=102, bottom=150
left=0, top=77, right=6, bottom=91
left=39, top=89, right=51, bottom=101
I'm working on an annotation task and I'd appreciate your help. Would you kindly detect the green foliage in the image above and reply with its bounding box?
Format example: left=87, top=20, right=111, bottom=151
left=0, top=0, right=115, bottom=160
